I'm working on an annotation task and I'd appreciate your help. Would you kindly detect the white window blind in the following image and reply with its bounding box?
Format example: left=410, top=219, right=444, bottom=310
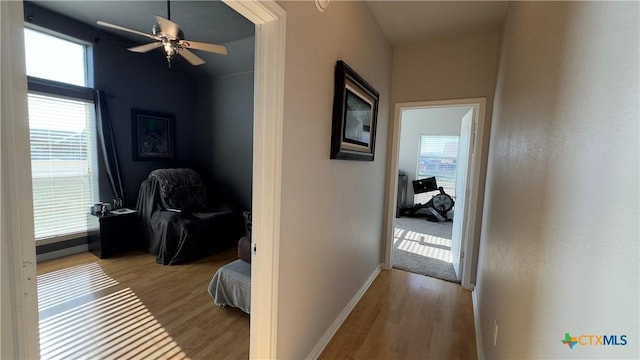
left=28, top=93, right=96, bottom=240
left=416, top=135, right=459, bottom=203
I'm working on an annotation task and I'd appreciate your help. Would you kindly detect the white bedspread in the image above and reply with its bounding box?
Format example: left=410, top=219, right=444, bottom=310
left=208, top=259, right=251, bottom=314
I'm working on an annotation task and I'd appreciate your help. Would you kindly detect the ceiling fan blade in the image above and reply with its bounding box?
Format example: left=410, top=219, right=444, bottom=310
left=128, top=42, right=163, bottom=53
left=180, top=40, right=228, bottom=55
left=178, top=49, right=205, bottom=66
left=155, top=16, right=180, bottom=39
left=97, top=21, right=157, bottom=40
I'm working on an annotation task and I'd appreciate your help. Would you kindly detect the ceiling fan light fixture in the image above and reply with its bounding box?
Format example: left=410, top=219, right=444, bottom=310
left=162, top=39, right=174, bottom=54
left=96, top=0, right=227, bottom=68
left=160, top=39, right=175, bottom=67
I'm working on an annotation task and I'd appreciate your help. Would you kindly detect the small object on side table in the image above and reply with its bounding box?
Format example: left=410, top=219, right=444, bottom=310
left=87, top=209, right=140, bottom=259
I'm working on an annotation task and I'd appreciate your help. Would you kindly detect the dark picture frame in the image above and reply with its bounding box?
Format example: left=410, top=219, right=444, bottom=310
left=330, top=60, right=380, bottom=161
left=132, top=109, right=175, bottom=161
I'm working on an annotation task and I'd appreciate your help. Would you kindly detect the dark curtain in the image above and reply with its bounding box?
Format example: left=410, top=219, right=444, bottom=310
left=95, top=90, right=125, bottom=202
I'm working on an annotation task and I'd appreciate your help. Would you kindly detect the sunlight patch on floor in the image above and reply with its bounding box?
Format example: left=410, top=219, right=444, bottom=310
left=394, top=228, right=453, bottom=263
left=37, top=262, right=119, bottom=312
left=403, top=230, right=452, bottom=247
left=396, top=239, right=453, bottom=263
left=393, top=228, right=405, bottom=244
left=38, top=265, right=189, bottom=360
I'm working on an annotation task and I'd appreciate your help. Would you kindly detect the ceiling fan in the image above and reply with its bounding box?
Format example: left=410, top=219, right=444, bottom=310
left=96, top=0, right=227, bottom=67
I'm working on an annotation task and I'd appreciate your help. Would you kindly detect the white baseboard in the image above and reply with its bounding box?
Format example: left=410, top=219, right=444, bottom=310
left=36, top=244, right=88, bottom=263
left=305, top=263, right=382, bottom=360
left=472, top=290, right=484, bottom=360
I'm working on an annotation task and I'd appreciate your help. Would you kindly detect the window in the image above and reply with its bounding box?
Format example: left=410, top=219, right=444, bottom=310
left=24, top=27, right=97, bottom=241
left=416, top=135, right=458, bottom=203
left=24, top=28, right=87, bottom=86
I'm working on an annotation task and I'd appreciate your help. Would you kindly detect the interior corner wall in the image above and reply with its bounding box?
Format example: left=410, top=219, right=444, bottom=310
left=195, top=70, right=254, bottom=211
left=275, top=1, right=392, bottom=358
left=475, top=2, right=639, bottom=358
left=23, top=2, right=200, bottom=208
left=391, top=32, right=501, bottom=106
left=392, top=32, right=501, bottom=284
left=398, top=107, right=469, bottom=205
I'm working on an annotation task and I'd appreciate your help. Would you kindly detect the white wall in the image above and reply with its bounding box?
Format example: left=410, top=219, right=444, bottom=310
left=391, top=32, right=501, bottom=283
left=276, top=1, right=392, bottom=358
left=398, top=107, right=469, bottom=204
left=475, top=1, right=639, bottom=358
left=392, top=32, right=500, bottom=105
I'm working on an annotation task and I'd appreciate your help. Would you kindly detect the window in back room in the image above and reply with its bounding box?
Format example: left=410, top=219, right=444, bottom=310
left=24, top=26, right=98, bottom=242
left=415, top=135, right=459, bottom=203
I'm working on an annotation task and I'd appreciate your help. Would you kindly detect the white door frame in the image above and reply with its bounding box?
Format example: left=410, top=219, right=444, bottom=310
left=222, top=1, right=286, bottom=358
left=1, top=1, right=40, bottom=358
left=1, top=0, right=286, bottom=358
left=221, top=1, right=285, bottom=358
left=383, top=98, right=487, bottom=290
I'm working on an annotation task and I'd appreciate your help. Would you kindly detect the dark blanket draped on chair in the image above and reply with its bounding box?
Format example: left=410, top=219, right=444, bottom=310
left=95, top=90, right=124, bottom=202
left=137, top=168, right=244, bottom=265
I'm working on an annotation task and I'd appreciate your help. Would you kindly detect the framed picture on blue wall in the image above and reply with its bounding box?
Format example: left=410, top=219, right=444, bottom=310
left=132, top=109, right=175, bottom=161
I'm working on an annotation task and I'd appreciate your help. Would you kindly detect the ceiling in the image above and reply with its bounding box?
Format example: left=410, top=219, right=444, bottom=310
left=366, top=1, right=508, bottom=45
left=28, top=1, right=508, bottom=73
left=30, top=0, right=254, bottom=44
left=29, top=0, right=255, bottom=76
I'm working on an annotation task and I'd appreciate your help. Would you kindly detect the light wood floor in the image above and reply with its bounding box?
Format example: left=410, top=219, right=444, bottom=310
left=319, top=269, right=477, bottom=360
left=38, top=251, right=476, bottom=360
left=36, top=248, right=249, bottom=360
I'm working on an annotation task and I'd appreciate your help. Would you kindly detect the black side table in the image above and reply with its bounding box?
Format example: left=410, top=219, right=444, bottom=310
left=87, top=210, right=140, bottom=259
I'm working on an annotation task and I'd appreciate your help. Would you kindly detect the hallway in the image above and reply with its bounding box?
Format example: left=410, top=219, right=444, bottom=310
left=320, top=269, right=476, bottom=359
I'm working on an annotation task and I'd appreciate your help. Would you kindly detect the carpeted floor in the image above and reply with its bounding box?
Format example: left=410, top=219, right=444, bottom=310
left=392, top=217, right=460, bottom=283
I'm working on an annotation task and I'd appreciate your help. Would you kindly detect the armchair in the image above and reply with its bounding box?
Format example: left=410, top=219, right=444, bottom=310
left=136, top=168, right=244, bottom=265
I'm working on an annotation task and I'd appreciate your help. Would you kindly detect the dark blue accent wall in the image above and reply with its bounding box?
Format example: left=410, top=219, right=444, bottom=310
left=196, top=72, right=254, bottom=210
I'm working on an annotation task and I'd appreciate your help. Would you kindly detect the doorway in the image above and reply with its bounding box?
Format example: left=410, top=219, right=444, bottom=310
left=223, top=2, right=285, bottom=358
left=384, top=98, right=487, bottom=290
left=0, top=0, right=285, bottom=359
